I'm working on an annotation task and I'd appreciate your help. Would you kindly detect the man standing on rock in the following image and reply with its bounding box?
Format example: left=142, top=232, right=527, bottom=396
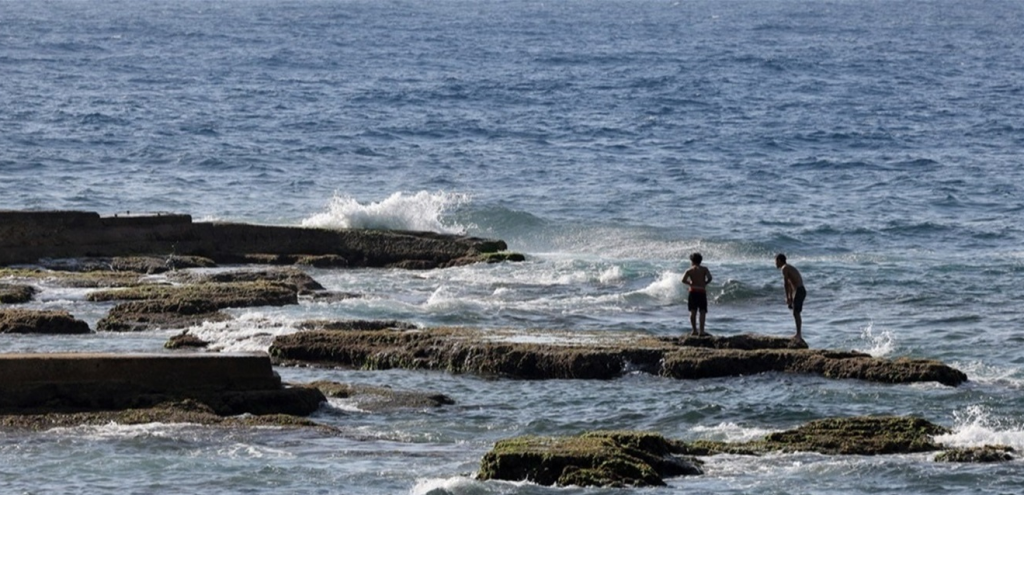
left=775, top=253, right=805, bottom=341
left=682, top=252, right=712, bottom=336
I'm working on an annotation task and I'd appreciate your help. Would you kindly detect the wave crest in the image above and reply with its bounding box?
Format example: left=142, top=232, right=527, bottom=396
left=302, top=191, right=468, bottom=234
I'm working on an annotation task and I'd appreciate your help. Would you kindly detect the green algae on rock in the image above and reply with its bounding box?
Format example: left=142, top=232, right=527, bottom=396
left=0, top=309, right=91, bottom=334
left=477, top=430, right=703, bottom=488
left=934, top=445, right=1015, bottom=463
left=91, top=280, right=299, bottom=331
left=478, top=416, right=962, bottom=489
left=0, top=399, right=335, bottom=432
left=0, top=283, right=36, bottom=304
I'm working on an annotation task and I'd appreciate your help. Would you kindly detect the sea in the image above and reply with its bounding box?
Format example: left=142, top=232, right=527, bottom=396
left=1, top=0, right=1023, bottom=497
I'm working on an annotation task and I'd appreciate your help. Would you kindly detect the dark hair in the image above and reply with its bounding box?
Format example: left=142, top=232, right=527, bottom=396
left=690, top=252, right=702, bottom=265
left=775, top=253, right=787, bottom=264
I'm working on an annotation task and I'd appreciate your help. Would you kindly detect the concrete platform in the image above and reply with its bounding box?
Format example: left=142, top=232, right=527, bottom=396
left=0, top=352, right=324, bottom=416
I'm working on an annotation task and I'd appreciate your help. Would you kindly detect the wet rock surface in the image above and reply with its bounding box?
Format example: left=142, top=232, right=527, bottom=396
left=0, top=352, right=324, bottom=417
left=270, top=326, right=968, bottom=386
left=933, top=445, right=1015, bottom=463
left=478, top=416, right=984, bottom=488
left=0, top=309, right=91, bottom=334
left=0, top=210, right=518, bottom=268
left=477, top=431, right=703, bottom=488
left=90, top=281, right=300, bottom=331
left=0, top=283, right=36, bottom=304
left=303, top=380, right=456, bottom=412
left=0, top=399, right=335, bottom=432
left=1, top=267, right=145, bottom=288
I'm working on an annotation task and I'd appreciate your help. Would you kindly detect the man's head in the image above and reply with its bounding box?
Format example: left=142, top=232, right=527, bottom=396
left=690, top=252, right=702, bottom=265
left=775, top=253, right=787, bottom=268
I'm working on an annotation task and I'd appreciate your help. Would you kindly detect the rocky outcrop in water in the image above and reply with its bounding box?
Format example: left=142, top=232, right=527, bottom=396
left=0, top=283, right=36, bottom=304
left=0, top=309, right=91, bottom=334
left=478, top=431, right=703, bottom=488
left=304, top=380, right=456, bottom=411
left=90, top=281, right=301, bottom=331
left=477, top=416, right=967, bottom=488
left=269, top=326, right=968, bottom=386
left=0, top=210, right=519, bottom=268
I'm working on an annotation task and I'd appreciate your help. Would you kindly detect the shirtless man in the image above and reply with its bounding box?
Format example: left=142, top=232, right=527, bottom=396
left=775, top=253, right=806, bottom=340
left=682, top=252, right=712, bottom=336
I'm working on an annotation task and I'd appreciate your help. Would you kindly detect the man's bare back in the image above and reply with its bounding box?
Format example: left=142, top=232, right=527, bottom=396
left=682, top=265, right=712, bottom=290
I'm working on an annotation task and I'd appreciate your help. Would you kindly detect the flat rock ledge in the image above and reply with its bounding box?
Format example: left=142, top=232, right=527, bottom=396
left=269, top=327, right=967, bottom=386
left=0, top=210, right=520, bottom=269
left=478, top=416, right=1000, bottom=488
left=0, top=353, right=324, bottom=417
left=0, top=309, right=91, bottom=334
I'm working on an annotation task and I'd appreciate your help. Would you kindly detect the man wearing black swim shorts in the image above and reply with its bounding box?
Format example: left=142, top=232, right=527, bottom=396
left=775, top=253, right=806, bottom=340
left=682, top=252, right=712, bottom=336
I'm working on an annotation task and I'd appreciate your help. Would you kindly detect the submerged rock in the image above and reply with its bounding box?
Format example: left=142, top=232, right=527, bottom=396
left=0, top=309, right=91, bottom=334
left=0, top=267, right=144, bottom=288
left=477, top=431, right=703, bottom=488
left=269, top=326, right=968, bottom=386
left=303, top=380, right=456, bottom=411
left=0, top=399, right=334, bottom=432
left=934, top=445, right=1015, bottom=463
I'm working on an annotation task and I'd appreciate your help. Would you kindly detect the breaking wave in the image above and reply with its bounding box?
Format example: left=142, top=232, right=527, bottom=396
left=301, top=191, right=468, bottom=234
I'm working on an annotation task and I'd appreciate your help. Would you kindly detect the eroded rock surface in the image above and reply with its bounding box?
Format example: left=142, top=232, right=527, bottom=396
left=0, top=309, right=91, bottom=334
left=477, top=431, right=703, bottom=488
left=270, top=326, right=968, bottom=386
left=478, top=415, right=983, bottom=489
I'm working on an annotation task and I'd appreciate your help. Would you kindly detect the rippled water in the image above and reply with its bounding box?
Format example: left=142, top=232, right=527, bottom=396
left=2, top=0, right=1023, bottom=494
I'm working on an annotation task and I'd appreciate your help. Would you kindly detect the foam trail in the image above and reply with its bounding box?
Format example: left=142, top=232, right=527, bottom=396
left=301, top=191, right=468, bottom=234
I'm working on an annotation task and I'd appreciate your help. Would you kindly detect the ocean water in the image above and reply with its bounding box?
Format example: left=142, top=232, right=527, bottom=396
left=1, top=0, right=1023, bottom=495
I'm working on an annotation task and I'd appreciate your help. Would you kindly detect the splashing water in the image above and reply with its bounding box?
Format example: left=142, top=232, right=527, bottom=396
left=856, top=324, right=896, bottom=357
left=301, top=191, right=468, bottom=234
left=935, top=405, right=1024, bottom=450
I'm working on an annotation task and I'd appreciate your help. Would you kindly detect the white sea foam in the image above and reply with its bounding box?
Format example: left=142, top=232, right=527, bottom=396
left=690, top=421, right=776, bottom=443
left=598, top=265, right=624, bottom=284
left=953, top=360, right=1024, bottom=388
left=934, top=405, right=1024, bottom=450
left=183, top=311, right=300, bottom=353
left=855, top=323, right=896, bottom=357
left=411, top=476, right=496, bottom=495
left=301, top=191, right=468, bottom=234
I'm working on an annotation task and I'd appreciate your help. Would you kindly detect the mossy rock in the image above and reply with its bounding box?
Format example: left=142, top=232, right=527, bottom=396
left=0, top=309, right=91, bottom=334
left=934, top=445, right=1015, bottom=463
left=0, top=267, right=144, bottom=288
left=680, top=416, right=950, bottom=457
left=477, top=430, right=703, bottom=488
left=0, top=283, right=36, bottom=304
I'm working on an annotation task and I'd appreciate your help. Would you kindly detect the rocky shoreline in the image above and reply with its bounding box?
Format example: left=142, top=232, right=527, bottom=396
left=0, top=210, right=993, bottom=489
